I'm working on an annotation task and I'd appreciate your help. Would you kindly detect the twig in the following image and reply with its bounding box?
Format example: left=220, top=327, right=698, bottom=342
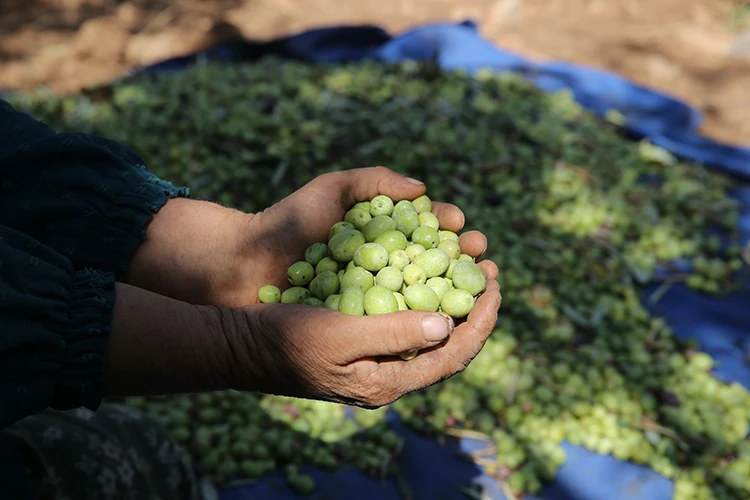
left=506, top=370, right=520, bottom=404
left=395, top=469, right=413, bottom=500
left=650, top=273, right=689, bottom=283
left=461, top=485, right=493, bottom=500
left=536, top=374, right=569, bottom=395
left=446, top=430, right=498, bottom=461
left=646, top=319, right=667, bottom=344
left=498, top=480, right=520, bottom=500
left=469, top=445, right=498, bottom=460
left=444, top=428, right=496, bottom=443
left=636, top=416, right=690, bottom=447
left=647, top=281, right=677, bottom=306
left=454, top=452, right=499, bottom=469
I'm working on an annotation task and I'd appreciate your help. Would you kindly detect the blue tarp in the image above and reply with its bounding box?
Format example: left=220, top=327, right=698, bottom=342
left=137, top=20, right=749, bottom=500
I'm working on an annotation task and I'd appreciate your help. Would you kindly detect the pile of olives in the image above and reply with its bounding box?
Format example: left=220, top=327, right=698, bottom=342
left=122, top=391, right=400, bottom=493
left=9, top=57, right=749, bottom=499
left=257, top=194, right=487, bottom=330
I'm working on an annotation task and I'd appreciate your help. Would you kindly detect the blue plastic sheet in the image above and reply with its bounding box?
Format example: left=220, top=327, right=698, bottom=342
left=131, top=19, right=750, bottom=500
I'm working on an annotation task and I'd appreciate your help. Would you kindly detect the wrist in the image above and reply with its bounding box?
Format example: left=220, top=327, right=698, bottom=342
left=103, top=283, right=235, bottom=397
left=213, top=304, right=268, bottom=393
left=126, top=197, right=255, bottom=306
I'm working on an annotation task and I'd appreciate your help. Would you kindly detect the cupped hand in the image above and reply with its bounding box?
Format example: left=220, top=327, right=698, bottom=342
left=226, top=274, right=501, bottom=407
left=234, top=166, right=493, bottom=305
left=119, top=166, right=501, bottom=404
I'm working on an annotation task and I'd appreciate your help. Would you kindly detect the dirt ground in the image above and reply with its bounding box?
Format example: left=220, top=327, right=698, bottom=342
left=2, top=0, right=750, bottom=146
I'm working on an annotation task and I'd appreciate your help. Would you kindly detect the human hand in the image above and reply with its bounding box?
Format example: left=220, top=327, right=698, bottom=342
left=104, top=263, right=498, bottom=406
left=119, top=166, right=501, bottom=405
left=223, top=274, right=501, bottom=407
left=126, top=166, right=493, bottom=310
left=233, top=166, right=494, bottom=306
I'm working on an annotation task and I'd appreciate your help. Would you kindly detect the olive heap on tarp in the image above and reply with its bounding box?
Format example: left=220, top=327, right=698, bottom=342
left=257, top=193, right=487, bottom=360
left=8, top=57, right=749, bottom=499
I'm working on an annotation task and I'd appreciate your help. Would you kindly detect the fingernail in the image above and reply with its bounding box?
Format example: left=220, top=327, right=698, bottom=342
left=406, top=177, right=424, bottom=186
left=422, top=314, right=453, bottom=342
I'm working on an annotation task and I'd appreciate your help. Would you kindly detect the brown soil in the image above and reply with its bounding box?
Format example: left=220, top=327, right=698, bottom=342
left=2, top=0, right=749, bottom=146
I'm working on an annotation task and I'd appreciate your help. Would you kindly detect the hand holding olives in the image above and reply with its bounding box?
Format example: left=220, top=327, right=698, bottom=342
left=243, top=166, right=498, bottom=310
left=246, top=167, right=500, bottom=364
left=257, top=182, right=494, bottom=322
left=229, top=280, right=500, bottom=408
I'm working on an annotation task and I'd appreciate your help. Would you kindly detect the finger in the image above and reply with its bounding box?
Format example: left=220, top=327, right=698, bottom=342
left=458, top=230, right=488, bottom=258
left=381, top=279, right=502, bottom=394
left=343, top=310, right=456, bottom=360
left=431, top=201, right=465, bottom=232
left=477, top=259, right=499, bottom=281
left=465, top=278, right=501, bottom=325
left=319, top=166, right=427, bottom=207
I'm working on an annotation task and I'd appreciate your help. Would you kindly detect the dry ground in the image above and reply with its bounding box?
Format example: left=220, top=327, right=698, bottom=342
left=2, top=0, right=749, bottom=146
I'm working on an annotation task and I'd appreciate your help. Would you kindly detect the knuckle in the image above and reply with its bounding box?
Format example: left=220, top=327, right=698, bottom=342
left=448, top=350, right=474, bottom=376
left=363, top=374, right=399, bottom=407
left=309, top=172, right=338, bottom=192
left=255, top=303, right=281, bottom=331
left=360, top=387, right=393, bottom=408
left=454, top=359, right=470, bottom=375
left=387, top=324, right=410, bottom=354
left=373, top=168, right=390, bottom=194
left=348, top=365, right=394, bottom=408
left=358, top=402, right=380, bottom=410
left=314, top=170, right=336, bottom=183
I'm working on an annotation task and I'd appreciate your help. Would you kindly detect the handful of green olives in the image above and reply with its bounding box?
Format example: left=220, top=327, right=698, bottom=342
left=258, top=194, right=487, bottom=324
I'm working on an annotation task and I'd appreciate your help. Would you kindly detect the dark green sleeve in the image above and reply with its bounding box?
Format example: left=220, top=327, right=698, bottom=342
left=0, top=99, right=189, bottom=280
left=0, top=225, right=115, bottom=431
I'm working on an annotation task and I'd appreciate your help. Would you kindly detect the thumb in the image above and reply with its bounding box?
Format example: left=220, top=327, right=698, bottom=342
left=320, top=166, right=427, bottom=206
left=345, top=310, right=455, bottom=359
